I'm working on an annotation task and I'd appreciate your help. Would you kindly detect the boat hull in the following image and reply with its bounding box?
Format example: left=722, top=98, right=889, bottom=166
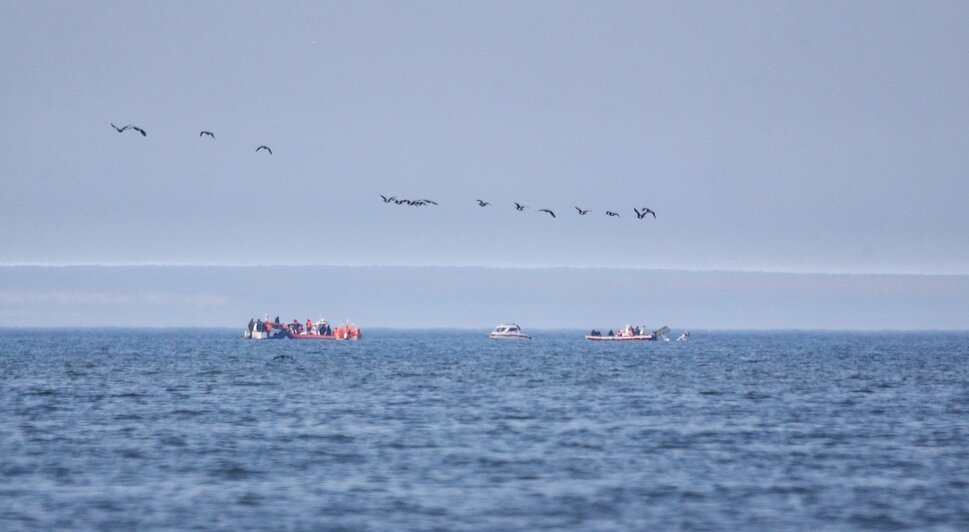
left=288, top=333, right=359, bottom=341
left=243, top=330, right=287, bottom=340
left=489, top=333, right=531, bottom=340
left=585, top=335, right=658, bottom=341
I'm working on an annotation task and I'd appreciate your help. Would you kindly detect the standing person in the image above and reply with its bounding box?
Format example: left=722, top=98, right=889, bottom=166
left=306, top=319, right=314, bottom=334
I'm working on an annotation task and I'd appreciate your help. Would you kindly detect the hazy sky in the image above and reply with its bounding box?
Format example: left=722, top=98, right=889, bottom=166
left=2, top=1, right=968, bottom=274
left=3, top=266, right=968, bottom=329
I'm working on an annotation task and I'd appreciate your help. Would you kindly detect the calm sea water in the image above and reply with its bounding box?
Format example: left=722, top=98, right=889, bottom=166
left=1, top=329, right=967, bottom=530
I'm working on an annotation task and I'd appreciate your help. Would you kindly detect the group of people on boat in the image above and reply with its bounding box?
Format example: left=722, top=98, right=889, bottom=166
left=244, top=316, right=288, bottom=339
left=289, top=319, right=361, bottom=340
left=244, top=316, right=360, bottom=339
left=588, top=324, right=650, bottom=337
left=287, top=318, right=333, bottom=336
left=246, top=317, right=325, bottom=334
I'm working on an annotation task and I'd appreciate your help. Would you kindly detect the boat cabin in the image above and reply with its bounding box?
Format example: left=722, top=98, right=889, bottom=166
left=492, top=324, right=523, bottom=335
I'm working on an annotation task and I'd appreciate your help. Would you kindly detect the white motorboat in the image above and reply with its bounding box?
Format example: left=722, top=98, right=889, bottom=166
left=242, top=317, right=287, bottom=340
left=489, top=323, right=531, bottom=340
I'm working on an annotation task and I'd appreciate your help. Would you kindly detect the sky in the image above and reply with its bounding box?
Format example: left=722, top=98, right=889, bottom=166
left=3, top=266, right=968, bottom=329
left=2, top=1, right=968, bottom=274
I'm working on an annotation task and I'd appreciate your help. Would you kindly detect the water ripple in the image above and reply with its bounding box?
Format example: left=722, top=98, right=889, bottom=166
left=0, top=329, right=967, bottom=529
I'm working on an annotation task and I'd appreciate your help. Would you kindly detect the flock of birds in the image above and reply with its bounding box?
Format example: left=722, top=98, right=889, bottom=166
left=111, top=123, right=273, bottom=154
left=380, top=195, right=438, bottom=207
left=111, top=122, right=658, bottom=221
left=110, top=123, right=147, bottom=137
left=383, top=195, right=657, bottom=221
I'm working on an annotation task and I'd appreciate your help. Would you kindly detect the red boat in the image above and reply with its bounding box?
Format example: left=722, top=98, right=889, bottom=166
left=282, top=318, right=362, bottom=341
left=288, top=322, right=361, bottom=341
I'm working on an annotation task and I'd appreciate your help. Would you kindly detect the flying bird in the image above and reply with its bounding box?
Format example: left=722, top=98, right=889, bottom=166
left=476, top=199, right=490, bottom=207
left=199, top=131, right=215, bottom=138
left=634, top=207, right=657, bottom=219
left=606, top=211, right=620, bottom=217
left=110, top=123, right=129, bottom=133
left=256, top=145, right=272, bottom=154
left=380, top=195, right=396, bottom=203
left=420, top=199, right=438, bottom=205
left=514, top=202, right=528, bottom=211
left=538, top=209, right=556, bottom=218
left=575, top=207, right=590, bottom=215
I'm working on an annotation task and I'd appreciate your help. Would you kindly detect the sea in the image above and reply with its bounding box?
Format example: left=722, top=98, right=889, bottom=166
left=1, top=329, right=967, bottom=530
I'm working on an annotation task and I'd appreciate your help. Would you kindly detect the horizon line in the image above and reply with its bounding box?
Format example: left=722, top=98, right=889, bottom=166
left=1, top=325, right=968, bottom=333
left=1, top=262, right=968, bottom=277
